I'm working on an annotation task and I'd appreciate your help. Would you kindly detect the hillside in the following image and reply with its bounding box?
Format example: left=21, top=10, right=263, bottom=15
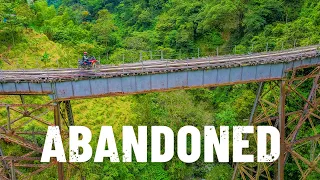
left=0, top=0, right=320, bottom=179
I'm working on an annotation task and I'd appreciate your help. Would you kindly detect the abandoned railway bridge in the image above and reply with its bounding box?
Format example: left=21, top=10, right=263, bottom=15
left=0, top=45, right=320, bottom=180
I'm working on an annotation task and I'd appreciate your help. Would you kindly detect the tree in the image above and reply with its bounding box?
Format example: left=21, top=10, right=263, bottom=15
left=242, top=0, right=285, bottom=34
left=91, top=9, right=117, bottom=55
left=0, top=2, right=23, bottom=46
left=197, top=0, right=241, bottom=35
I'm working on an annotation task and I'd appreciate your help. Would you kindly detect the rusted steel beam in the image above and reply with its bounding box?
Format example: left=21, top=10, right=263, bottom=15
left=278, top=80, right=286, bottom=180
left=287, top=67, right=319, bottom=87
left=6, top=106, right=10, bottom=131
left=242, top=165, right=269, bottom=179
left=290, top=134, right=320, bottom=146
left=0, top=99, right=60, bottom=179
left=0, top=157, right=41, bottom=161
left=10, top=131, right=47, bottom=135
left=14, top=164, right=48, bottom=168
left=288, top=150, right=320, bottom=173
left=65, top=101, right=74, bottom=126
left=287, top=85, right=320, bottom=112
left=0, top=134, right=42, bottom=153
left=0, top=103, right=54, bottom=107
left=54, top=103, right=64, bottom=180
left=0, top=174, right=10, bottom=180
left=0, top=145, right=10, bottom=179
left=2, top=104, right=54, bottom=129
left=21, top=162, right=55, bottom=179
left=10, top=160, right=16, bottom=180
left=254, top=111, right=301, bottom=124
left=289, top=74, right=319, bottom=143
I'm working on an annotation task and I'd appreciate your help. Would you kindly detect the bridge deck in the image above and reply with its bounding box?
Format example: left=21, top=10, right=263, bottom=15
left=0, top=46, right=319, bottom=100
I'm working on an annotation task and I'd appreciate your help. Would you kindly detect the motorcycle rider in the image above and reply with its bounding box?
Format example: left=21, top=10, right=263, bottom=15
left=82, top=52, right=89, bottom=64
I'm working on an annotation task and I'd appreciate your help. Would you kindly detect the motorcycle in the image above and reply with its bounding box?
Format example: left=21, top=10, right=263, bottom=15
left=78, top=56, right=99, bottom=69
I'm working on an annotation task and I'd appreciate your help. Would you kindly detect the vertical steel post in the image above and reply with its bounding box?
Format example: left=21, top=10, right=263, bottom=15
left=166, top=54, right=168, bottom=71
left=150, top=51, right=152, bottom=60
left=140, top=52, right=144, bottom=72
left=54, top=103, right=64, bottom=180
left=216, top=47, right=219, bottom=56
left=278, top=80, right=286, bottom=180
left=10, top=160, right=16, bottom=180
left=179, top=49, right=181, bottom=59
left=0, top=146, right=9, bottom=178
left=197, top=48, right=200, bottom=58
left=20, top=95, right=26, bottom=112
left=139, top=51, right=142, bottom=62
left=161, top=50, right=164, bottom=61
left=246, top=82, right=263, bottom=137
left=122, top=53, right=125, bottom=72
left=6, top=106, right=10, bottom=131
left=64, top=101, right=74, bottom=126
left=266, top=42, right=269, bottom=52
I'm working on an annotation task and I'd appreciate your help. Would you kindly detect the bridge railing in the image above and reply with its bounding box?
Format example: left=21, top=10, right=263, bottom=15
left=103, top=38, right=320, bottom=66
left=2, top=38, right=320, bottom=70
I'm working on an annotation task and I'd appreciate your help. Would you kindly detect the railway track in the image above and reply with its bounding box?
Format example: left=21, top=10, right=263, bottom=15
left=1, top=46, right=319, bottom=83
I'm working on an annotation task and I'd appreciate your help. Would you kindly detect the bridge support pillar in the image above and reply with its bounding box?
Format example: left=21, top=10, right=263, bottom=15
left=0, top=97, right=78, bottom=179
left=278, top=80, right=286, bottom=180
left=54, top=103, right=64, bottom=180
left=232, top=65, right=320, bottom=180
left=64, top=101, right=74, bottom=126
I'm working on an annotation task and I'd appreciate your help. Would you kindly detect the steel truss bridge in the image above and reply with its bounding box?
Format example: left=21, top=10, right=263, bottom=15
left=0, top=45, right=319, bottom=179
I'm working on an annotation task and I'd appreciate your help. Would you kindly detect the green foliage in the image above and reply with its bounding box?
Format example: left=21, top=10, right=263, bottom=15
left=91, top=9, right=117, bottom=50
left=197, top=0, right=241, bottom=33
left=41, top=51, right=50, bottom=66
left=205, top=164, right=233, bottom=180
left=243, top=0, right=285, bottom=34
left=1, top=0, right=320, bottom=179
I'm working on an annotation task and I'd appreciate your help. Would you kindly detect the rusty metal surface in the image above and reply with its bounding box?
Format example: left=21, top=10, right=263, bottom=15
left=0, top=46, right=318, bottom=84
left=0, top=97, right=76, bottom=179
left=0, top=47, right=319, bottom=179
left=232, top=66, right=320, bottom=180
left=0, top=46, right=319, bottom=99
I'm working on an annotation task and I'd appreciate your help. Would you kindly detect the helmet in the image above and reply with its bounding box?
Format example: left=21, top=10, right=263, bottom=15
left=84, top=52, right=87, bottom=55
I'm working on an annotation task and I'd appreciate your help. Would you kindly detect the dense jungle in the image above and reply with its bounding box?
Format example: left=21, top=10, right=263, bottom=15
left=0, top=0, right=320, bottom=179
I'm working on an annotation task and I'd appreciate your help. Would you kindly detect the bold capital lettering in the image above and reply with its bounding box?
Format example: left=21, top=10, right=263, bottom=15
left=69, top=126, right=92, bottom=162
left=151, top=126, right=174, bottom=162
left=94, top=126, right=119, bottom=162
left=177, top=126, right=201, bottom=163
left=204, top=126, right=229, bottom=162
left=41, top=126, right=66, bottom=162
left=257, top=126, right=280, bottom=162
left=122, top=126, right=147, bottom=162
left=233, top=126, right=254, bottom=162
